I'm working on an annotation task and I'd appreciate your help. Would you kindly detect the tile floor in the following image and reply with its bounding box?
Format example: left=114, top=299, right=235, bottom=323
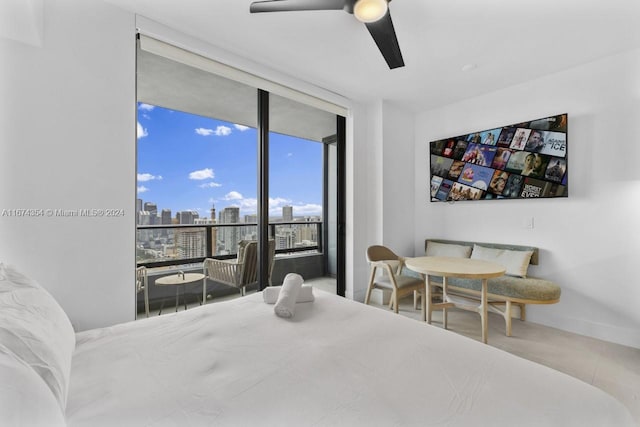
left=142, top=277, right=640, bottom=425
left=370, top=294, right=640, bottom=425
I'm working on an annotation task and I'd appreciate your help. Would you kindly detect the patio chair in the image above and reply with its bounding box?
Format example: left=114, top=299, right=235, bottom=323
left=203, top=239, right=275, bottom=296
left=135, top=266, right=150, bottom=319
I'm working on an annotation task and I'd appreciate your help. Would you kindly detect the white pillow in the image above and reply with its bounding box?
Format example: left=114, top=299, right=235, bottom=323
left=470, top=245, right=534, bottom=278
left=0, top=346, right=67, bottom=427
left=0, top=263, right=75, bottom=412
left=426, top=241, right=472, bottom=258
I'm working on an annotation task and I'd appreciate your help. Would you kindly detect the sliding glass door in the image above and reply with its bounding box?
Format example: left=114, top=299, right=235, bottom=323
left=267, top=93, right=339, bottom=293
left=135, top=35, right=345, bottom=316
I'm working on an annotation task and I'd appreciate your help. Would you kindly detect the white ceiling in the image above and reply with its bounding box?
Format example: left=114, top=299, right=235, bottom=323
left=106, top=0, right=640, bottom=112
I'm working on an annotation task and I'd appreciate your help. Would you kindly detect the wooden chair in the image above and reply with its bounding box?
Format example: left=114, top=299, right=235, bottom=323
left=365, top=245, right=424, bottom=313
left=135, top=266, right=150, bottom=319
left=203, top=239, right=275, bottom=296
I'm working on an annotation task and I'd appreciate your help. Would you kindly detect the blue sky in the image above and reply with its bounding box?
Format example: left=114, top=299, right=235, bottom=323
left=137, top=103, right=323, bottom=219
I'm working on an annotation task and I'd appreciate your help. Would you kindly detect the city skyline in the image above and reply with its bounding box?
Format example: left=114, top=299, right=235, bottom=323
left=136, top=197, right=319, bottom=225
left=136, top=198, right=321, bottom=262
left=137, top=103, right=323, bottom=218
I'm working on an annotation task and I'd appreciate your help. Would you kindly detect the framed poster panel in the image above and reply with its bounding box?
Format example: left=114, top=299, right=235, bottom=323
left=429, top=114, right=567, bottom=202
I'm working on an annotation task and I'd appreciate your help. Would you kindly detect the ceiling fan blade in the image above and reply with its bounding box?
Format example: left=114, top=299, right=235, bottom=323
left=365, top=10, right=404, bottom=69
left=250, top=0, right=348, bottom=13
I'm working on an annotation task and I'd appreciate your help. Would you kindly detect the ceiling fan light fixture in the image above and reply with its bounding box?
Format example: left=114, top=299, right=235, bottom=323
left=353, top=0, right=388, bottom=23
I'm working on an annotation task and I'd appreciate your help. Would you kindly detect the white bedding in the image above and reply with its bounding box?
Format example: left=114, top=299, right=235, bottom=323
left=67, top=291, right=634, bottom=427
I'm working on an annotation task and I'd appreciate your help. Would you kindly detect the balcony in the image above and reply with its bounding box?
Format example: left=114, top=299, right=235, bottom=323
left=136, top=221, right=332, bottom=315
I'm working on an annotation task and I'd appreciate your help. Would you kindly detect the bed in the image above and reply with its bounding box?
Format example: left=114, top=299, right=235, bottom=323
left=1, top=263, right=635, bottom=426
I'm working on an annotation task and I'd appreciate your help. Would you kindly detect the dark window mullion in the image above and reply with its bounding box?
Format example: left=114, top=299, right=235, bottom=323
left=337, top=115, right=346, bottom=297
left=257, top=89, right=270, bottom=290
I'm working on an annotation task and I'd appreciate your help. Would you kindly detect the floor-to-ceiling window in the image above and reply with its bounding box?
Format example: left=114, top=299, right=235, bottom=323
left=267, top=94, right=338, bottom=290
left=135, top=35, right=345, bottom=316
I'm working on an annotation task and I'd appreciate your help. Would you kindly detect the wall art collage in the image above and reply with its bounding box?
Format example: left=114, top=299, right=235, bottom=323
left=429, top=113, right=568, bottom=202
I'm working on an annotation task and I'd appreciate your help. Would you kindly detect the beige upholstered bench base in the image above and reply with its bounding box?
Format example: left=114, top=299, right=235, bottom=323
left=444, top=284, right=559, bottom=337
left=415, top=283, right=559, bottom=337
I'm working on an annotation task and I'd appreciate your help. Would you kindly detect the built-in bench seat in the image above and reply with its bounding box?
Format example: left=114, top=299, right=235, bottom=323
left=410, top=239, right=561, bottom=336
left=443, top=276, right=560, bottom=303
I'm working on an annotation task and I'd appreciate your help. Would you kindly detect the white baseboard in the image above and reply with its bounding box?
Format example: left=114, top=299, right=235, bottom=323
left=528, top=310, right=640, bottom=349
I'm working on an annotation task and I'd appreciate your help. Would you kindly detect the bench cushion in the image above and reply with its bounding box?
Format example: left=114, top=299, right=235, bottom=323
left=470, top=244, right=534, bottom=278
left=426, top=239, right=539, bottom=265
left=425, top=241, right=472, bottom=258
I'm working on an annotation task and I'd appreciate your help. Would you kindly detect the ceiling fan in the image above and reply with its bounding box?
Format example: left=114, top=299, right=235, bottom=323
left=249, top=0, right=405, bottom=69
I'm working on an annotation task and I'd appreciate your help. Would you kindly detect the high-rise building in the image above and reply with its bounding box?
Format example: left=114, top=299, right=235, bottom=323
left=137, top=211, right=153, bottom=242
left=177, top=210, right=199, bottom=224
left=158, top=209, right=172, bottom=237
left=143, top=202, right=157, bottom=213
left=161, top=209, right=172, bottom=225
left=275, top=227, right=296, bottom=250
left=138, top=211, right=151, bottom=225
left=144, top=202, right=157, bottom=225
left=219, top=207, right=240, bottom=253
left=242, top=214, right=257, bottom=241
left=136, top=198, right=143, bottom=214
left=282, top=205, right=293, bottom=222
left=175, top=229, right=205, bottom=259
left=296, top=224, right=317, bottom=244
left=219, top=207, right=240, bottom=224
left=210, top=204, right=217, bottom=256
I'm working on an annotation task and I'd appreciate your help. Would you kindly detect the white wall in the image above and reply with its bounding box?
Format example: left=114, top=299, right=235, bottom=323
left=0, top=0, right=136, bottom=330
left=413, top=49, right=640, bottom=348
left=382, top=101, right=415, bottom=255
left=347, top=101, right=382, bottom=301
left=347, top=100, right=417, bottom=302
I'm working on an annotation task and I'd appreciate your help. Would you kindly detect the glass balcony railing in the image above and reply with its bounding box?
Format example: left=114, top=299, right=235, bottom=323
left=136, top=221, right=322, bottom=268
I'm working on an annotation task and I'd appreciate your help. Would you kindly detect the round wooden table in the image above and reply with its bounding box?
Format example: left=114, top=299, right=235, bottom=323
left=404, top=256, right=505, bottom=344
left=155, top=272, right=206, bottom=312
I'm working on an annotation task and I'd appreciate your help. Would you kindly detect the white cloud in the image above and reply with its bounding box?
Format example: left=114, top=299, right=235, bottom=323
left=137, top=185, right=149, bottom=193
left=137, top=122, right=148, bottom=139
left=225, top=197, right=257, bottom=212
left=234, top=124, right=250, bottom=131
left=224, top=191, right=243, bottom=200
left=287, top=203, right=322, bottom=216
left=287, top=153, right=293, bottom=157
left=138, top=103, right=155, bottom=111
left=189, top=168, right=215, bottom=180
left=137, top=173, right=162, bottom=182
left=195, top=128, right=214, bottom=136
left=269, top=197, right=291, bottom=207
left=196, top=125, right=233, bottom=136
left=199, top=182, right=222, bottom=188
left=214, top=125, right=232, bottom=136
left=266, top=197, right=321, bottom=217
left=215, top=192, right=322, bottom=217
